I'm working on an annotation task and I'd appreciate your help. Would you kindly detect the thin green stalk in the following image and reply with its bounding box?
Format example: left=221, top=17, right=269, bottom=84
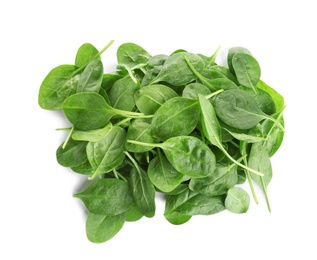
left=56, top=127, right=72, bottom=131
left=127, top=140, right=160, bottom=149
left=261, top=177, right=271, bottom=212
left=204, top=89, right=224, bottom=100
left=243, top=158, right=259, bottom=204
left=220, top=146, right=264, bottom=177
left=113, top=168, right=127, bottom=182
left=114, top=118, right=132, bottom=127
left=62, top=126, right=74, bottom=149
left=207, top=45, right=221, bottom=67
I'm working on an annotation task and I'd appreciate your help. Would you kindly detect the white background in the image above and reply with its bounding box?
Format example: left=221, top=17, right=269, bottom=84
left=1, top=0, right=316, bottom=259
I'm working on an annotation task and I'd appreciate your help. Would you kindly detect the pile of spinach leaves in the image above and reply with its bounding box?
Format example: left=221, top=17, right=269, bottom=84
left=38, top=40, right=285, bottom=243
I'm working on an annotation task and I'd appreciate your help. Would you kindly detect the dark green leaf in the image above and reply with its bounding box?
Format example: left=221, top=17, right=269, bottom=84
left=74, top=178, right=134, bottom=215
left=87, top=126, right=126, bottom=179
left=56, top=138, right=87, bottom=167
left=151, top=97, right=199, bottom=141
left=86, top=212, right=125, bottom=243
left=38, top=65, right=80, bottom=110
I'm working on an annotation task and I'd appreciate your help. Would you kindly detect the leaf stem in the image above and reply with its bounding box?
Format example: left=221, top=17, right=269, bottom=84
left=261, top=177, right=271, bottom=212
left=114, top=118, right=132, bottom=127
left=127, top=140, right=161, bottom=149
left=244, top=158, right=259, bottom=204
left=113, top=168, right=127, bottom=182
left=220, top=145, right=264, bottom=177
left=93, top=40, right=115, bottom=59
left=62, top=126, right=74, bottom=149
left=204, top=89, right=224, bottom=100
left=56, top=127, right=72, bottom=131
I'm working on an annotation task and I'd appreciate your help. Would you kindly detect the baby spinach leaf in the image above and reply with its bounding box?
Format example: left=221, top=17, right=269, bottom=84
left=62, top=92, right=148, bottom=131
left=86, top=212, right=125, bottom=243
left=232, top=53, right=261, bottom=92
left=256, top=80, right=284, bottom=113
left=38, top=65, right=80, bottom=110
left=148, top=150, right=184, bottom=192
left=227, top=47, right=252, bottom=74
left=62, top=92, right=115, bottom=131
left=108, top=76, right=139, bottom=111
left=262, top=111, right=285, bottom=156
left=198, top=94, right=264, bottom=177
left=164, top=188, right=194, bottom=225
left=213, top=89, right=283, bottom=130
left=127, top=136, right=216, bottom=178
left=184, top=56, right=238, bottom=91
left=72, top=123, right=112, bottom=142
left=141, top=54, right=169, bottom=87
left=126, top=152, right=156, bottom=218
left=134, top=84, right=178, bottom=115
left=225, top=187, right=250, bottom=213
left=76, top=59, right=103, bottom=93
left=125, top=204, right=143, bottom=222
left=150, top=52, right=205, bottom=86
left=117, top=42, right=151, bottom=71
left=182, top=83, right=211, bottom=99
left=248, top=142, right=273, bottom=211
left=56, top=138, right=87, bottom=167
left=170, top=194, right=225, bottom=216
left=189, top=163, right=238, bottom=196
left=75, top=43, right=99, bottom=68
left=101, top=73, right=123, bottom=91
left=125, top=120, right=154, bottom=153
left=74, top=178, right=134, bottom=215
left=151, top=97, right=199, bottom=141
left=165, top=187, right=224, bottom=217
left=86, top=126, right=126, bottom=179
left=221, top=123, right=265, bottom=143
left=161, top=136, right=216, bottom=178
left=71, top=159, right=94, bottom=175
left=252, top=88, right=276, bottom=115
left=206, top=65, right=239, bottom=84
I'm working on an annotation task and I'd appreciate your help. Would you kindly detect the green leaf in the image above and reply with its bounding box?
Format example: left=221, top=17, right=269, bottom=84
left=86, top=126, right=126, bottom=179
left=151, top=97, right=199, bottom=141
left=125, top=120, right=155, bottom=153
left=74, top=178, right=134, bottom=215
left=56, top=138, right=87, bottom=167
left=225, top=187, right=250, bottom=213
left=108, top=76, right=140, bottom=111
left=134, top=84, right=178, bottom=115
left=86, top=212, right=125, bottom=243
left=213, top=89, right=269, bottom=130
left=227, top=47, right=252, bottom=74
left=148, top=150, right=184, bottom=192
left=189, top=163, right=238, bottom=196
left=232, top=53, right=261, bottom=92
left=38, top=65, right=80, bottom=110
left=117, top=42, right=151, bottom=71
left=248, top=142, right=273, bottom=211
left=72, top=123, right=113, bottom=142
left=75, top=43, right=99, bottom=68
left=76, top=59, right=103, bottom=93
left=161, top=136, right=216, bottom=178
left=129, top=166, right=156, bottom=218
left=124, top=204, right=143, bottom=222
left=62, top=92, right=115, bottom=131
left=151, top=52, right=205, bottom=86
left=256, top=80, right=284, bottom=113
